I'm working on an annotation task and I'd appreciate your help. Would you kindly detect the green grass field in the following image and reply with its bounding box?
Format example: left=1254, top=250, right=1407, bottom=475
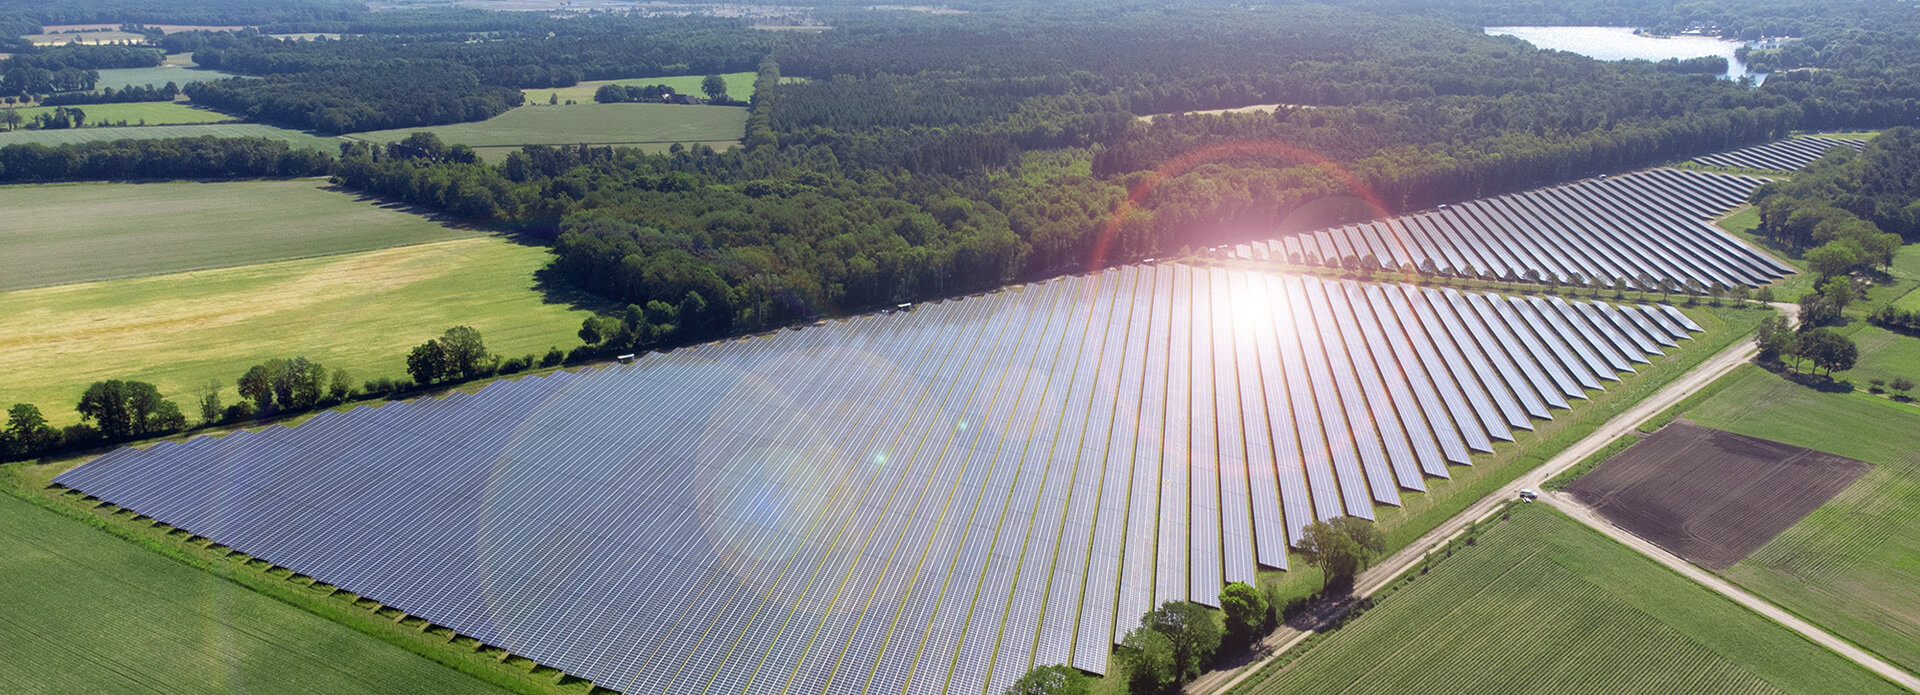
left=1234, top=505, right=1906, bottom=695
left=0, top=237, right=598, bottom=426
left=522, top=71, right=758, bottom=104
left=8, top=101, right=236, bottom=126
left=92, top=65, right=244, bottom=91
left=1678, top=364, right=1920, bottom=674
left=1849, top=326, right=1920, bottom=389
left=0, top=122, right=340, bottom=151
left=1715, top=206, right=1819, bottom=299
left=0, top=180, right=482, bottom=291
left=346, top=103, right=748, bottom=154
left=0, top=489, right=512, bottom=694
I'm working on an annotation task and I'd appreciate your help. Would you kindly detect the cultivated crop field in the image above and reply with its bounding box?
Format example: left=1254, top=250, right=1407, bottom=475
left=0, top=180, right=481, bottom=291
left=0, top=237, right=597, bottom=426
left=1680, top=364, right=1920, bottom=674
left=1237, top=505, right=1906, bottom=695
left=1565, top=422, right=1872, bottom=569
left=0, top=489, right=511, bottom=694
left=521, top=71, right=759, bottom=104
left=0, top=123, right=340, bottom=151
left=346, top=103, right=748, bottom=158
left=9, top=101, right=235, bottom=126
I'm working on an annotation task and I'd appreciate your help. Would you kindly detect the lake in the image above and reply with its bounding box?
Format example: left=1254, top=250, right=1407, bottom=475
left=1485, top=26, right=1762, bottom=83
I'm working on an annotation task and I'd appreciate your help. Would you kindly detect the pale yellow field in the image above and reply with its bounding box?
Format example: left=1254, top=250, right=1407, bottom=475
left=0, top=237, right=599, bottom=424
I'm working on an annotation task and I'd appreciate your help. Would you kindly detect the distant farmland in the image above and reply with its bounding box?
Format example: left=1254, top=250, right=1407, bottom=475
left=521, top=71, right=758, bottom=104
left=346, top=103, right=748, bottom=160
left=1236, top=506, right=1907, bottom=695
left=0, top=180, right=481, bottom=291
left=0, top=123, right=340, bottom=152
left=9, top=101, right=236, bottom=126
left=0, top=237, right=596, bottom=426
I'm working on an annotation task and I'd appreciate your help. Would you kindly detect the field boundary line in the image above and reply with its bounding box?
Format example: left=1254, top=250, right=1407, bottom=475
left=1197, top=304, right=1781, bottom=694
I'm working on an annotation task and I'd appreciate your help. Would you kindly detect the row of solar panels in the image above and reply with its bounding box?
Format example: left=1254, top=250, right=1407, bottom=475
left=1229, top=168, right=1794, bottom=291
left=1690, top=137, right=1867, bottom=171
left=57, top=266, right=1697, bottom=695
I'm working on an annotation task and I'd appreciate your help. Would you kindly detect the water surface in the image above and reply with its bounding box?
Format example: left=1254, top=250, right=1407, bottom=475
left=1486, top=25, right=1762, bottom=82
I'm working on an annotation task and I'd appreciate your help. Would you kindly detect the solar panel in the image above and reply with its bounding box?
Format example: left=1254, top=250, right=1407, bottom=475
left=56, top=264, right=1701, bottom=692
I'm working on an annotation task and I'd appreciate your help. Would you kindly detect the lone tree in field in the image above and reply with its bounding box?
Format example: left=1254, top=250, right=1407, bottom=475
left=408, top=339, right=451, bottom=385
left=438, top=325, right=492, bottom=379
left=1798, top=328, right=1859, bottom=377
left=0, top=108, right=21, bottom=132
left=4, top=403, right=60, bottom=459
left=1002, top=664, right=1089, bottom=695
left=1219, top=581, right=1269, bottom=648
left=1297, top=516, right=1385, bottom=584
left=1117, top=627, right=1177, bottom=695
left=702, top=74, right=729, bottom=104
left=1141, top=600, right=1222, bottom=680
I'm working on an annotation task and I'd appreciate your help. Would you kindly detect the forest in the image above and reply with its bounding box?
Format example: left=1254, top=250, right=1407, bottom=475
left=7, top=0, right=1920, bottom=353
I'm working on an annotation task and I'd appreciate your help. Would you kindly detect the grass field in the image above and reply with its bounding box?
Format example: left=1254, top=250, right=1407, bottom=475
left=346, top=103, right=748, bottom=156
left=8, top=101, right=236, bottom=126
left=1248, top=301, right=1770, bottom=613
left=521, top=71, right=758, bottom=104
left=0, top=237, right=598, bottom=426
left=22, top=30, right=148, bottom=46
left=92, top=65, right=244, bottom=91
left=1678, top=364, right=1920, bottom=674
left=1233, top=505, right=1906, bottom=695
left=0, top=180, right=482, bottom=291
left=0, top=122, right=340, bottom=151
left=1849, top=326, right=1920, bottom=389
left=0, top=488, right=512, bottom=694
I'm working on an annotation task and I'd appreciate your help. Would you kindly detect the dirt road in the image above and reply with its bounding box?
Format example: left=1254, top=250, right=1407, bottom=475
left=1547, top=492, right=1920, bottom=692
left=1193, top=304, right=1791, bottom=694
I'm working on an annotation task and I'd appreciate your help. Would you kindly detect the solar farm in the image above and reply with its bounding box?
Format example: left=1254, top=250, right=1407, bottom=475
left=1690, top=137, right=1869, bottom=171
left=1229, top=168, right=1793, bottom=290
left=55, top=264, right=1704, bottom=694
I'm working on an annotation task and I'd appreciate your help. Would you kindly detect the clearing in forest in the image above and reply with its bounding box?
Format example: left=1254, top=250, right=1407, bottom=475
left=1565, top=422, right=1871, bottom=569
left=0, top=122, right=339, bottom=151
left=8, top=101, right=236, bottom=127
left=521, top=71, right=759, bottom=104
left=1238, top=505, right=1905, bottom=695
left=0, top=180, right=480, bottom=291
left=345, top=103, right=748, bottom=162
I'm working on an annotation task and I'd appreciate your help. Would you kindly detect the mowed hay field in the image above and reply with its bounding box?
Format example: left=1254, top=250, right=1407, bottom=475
left=1237, top=505, right=1906, bottom=695
left=346, top=103, right=747, bottom=160
left=0, top=122, right=340, bottom=151
left=0, top=237, right=596, bottom=426
left=0, top=180, right=481, bottom=291
left=1683, top=364, right=1920, bottom=674
left=8, top=101, right=236, bottom=126
left=521, top=71, right=758, bottom=104
left=0, top=491, right=511, bottom=694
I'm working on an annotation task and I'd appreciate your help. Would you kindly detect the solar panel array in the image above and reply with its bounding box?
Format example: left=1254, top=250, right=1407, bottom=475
left=57, top=267, right=1698, bottom=694
left=1229, top=168, right=1793, bottom=291
left=1691, top=137, right=1868, bottom=171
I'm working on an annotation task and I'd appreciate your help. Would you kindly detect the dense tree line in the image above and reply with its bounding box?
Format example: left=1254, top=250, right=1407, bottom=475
left=1752, top=128, right=1919, bottom=280
left=0, top=136, right=332, bottom=182
left=183, top=60, right=521, bottom=133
